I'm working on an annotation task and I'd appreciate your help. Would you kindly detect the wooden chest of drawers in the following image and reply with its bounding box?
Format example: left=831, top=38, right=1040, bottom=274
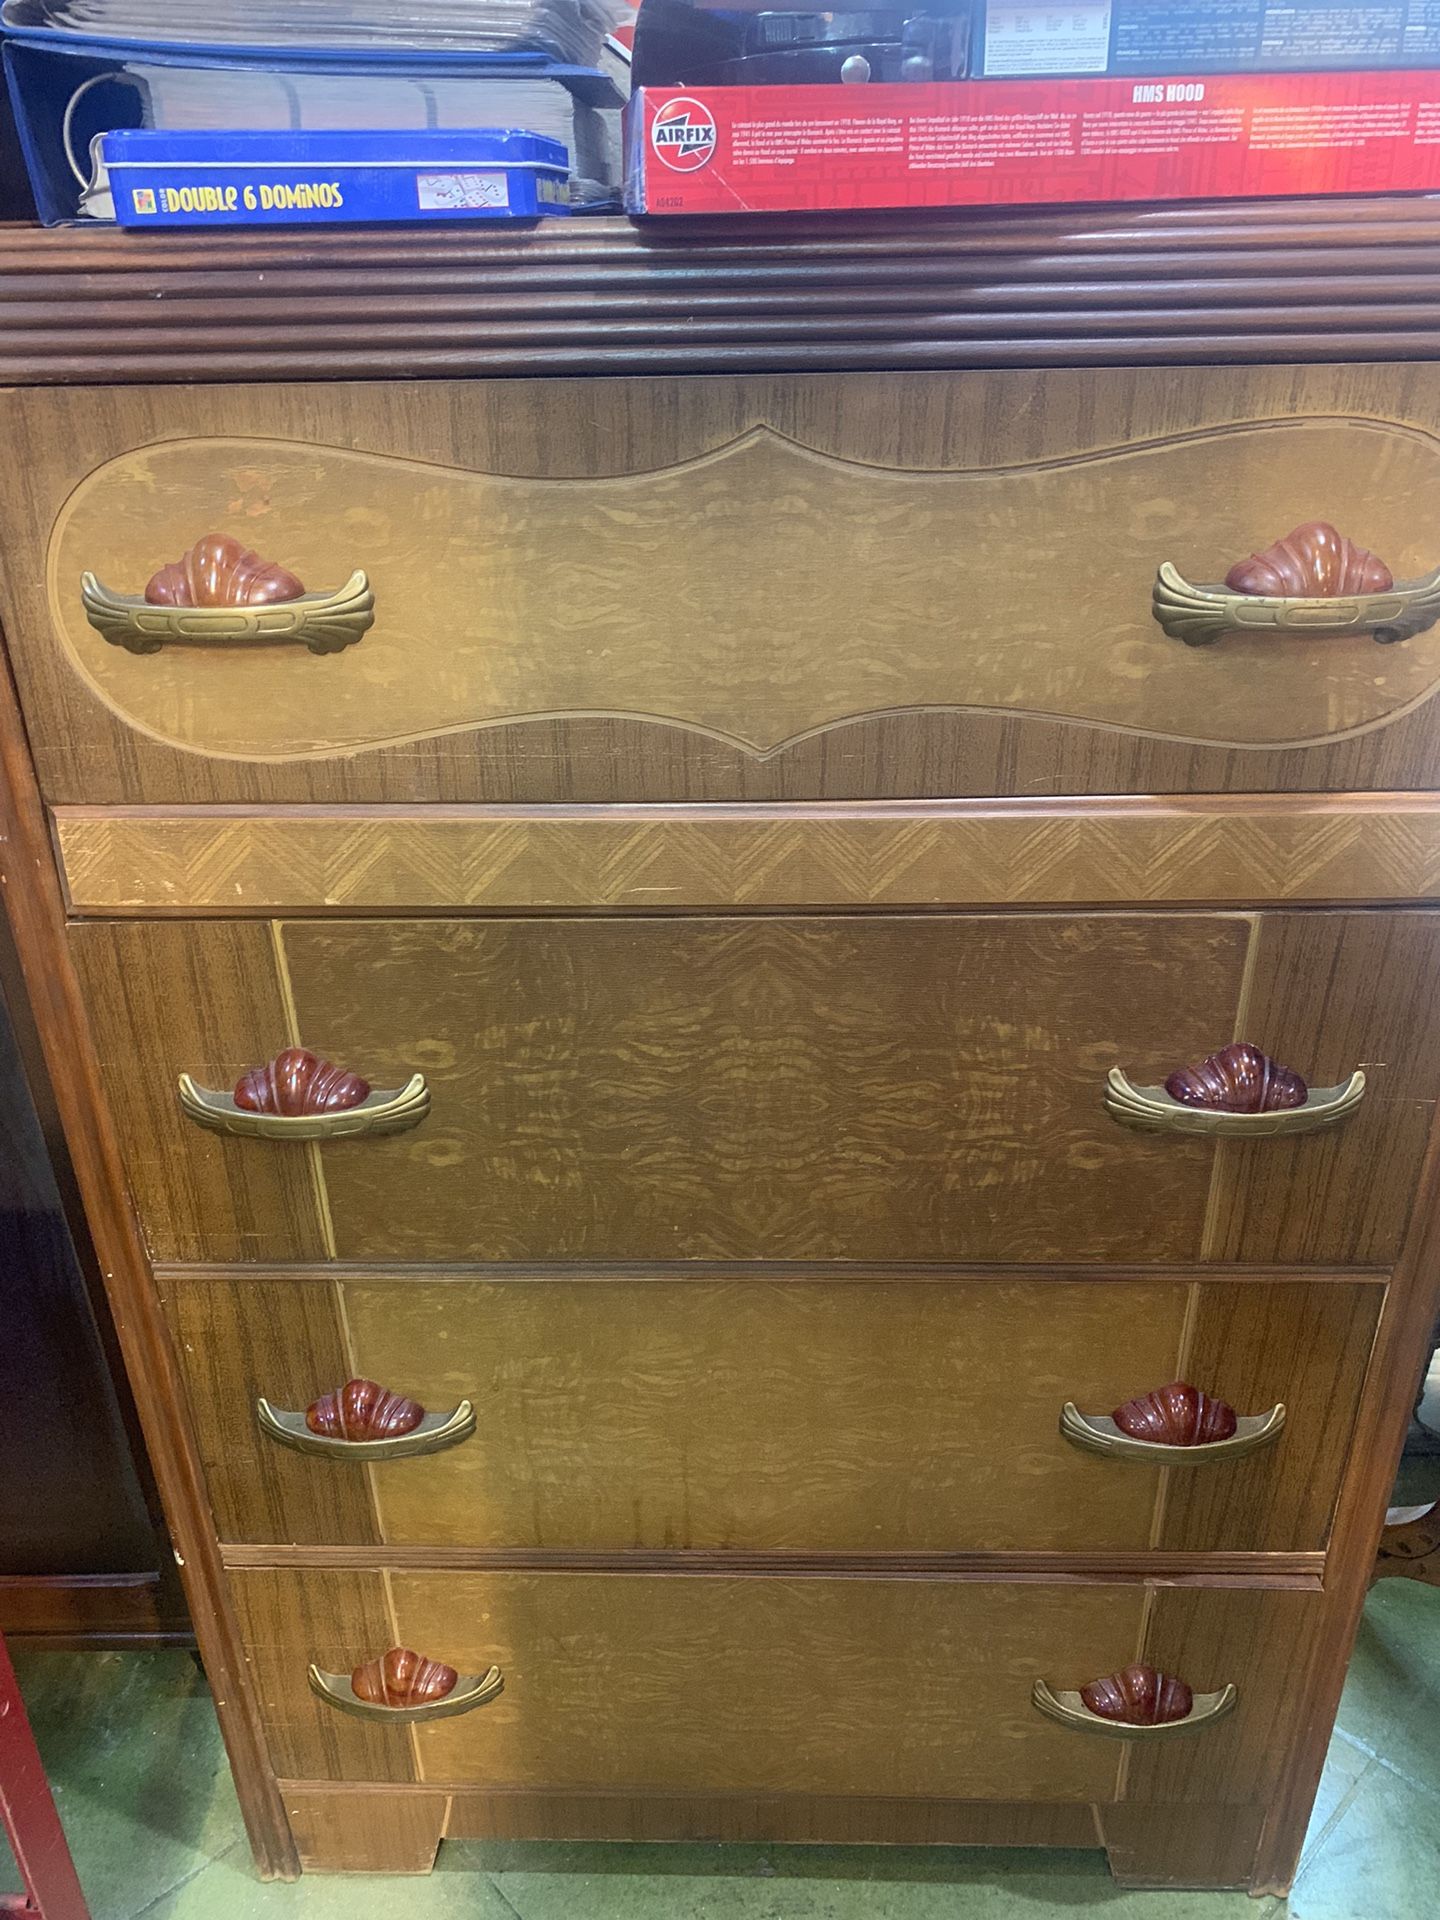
left=3, top=206, right=1440, bottom=1891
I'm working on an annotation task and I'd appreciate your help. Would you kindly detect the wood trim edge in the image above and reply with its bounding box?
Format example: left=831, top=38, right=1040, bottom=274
left=11, top=201, right=1440, bottom=385
left=220, top=1544, right=1325, bottom=1587
left=0, top=639, right=300, bottom=1879
left=156, top=1260, right=1389, bottom=1286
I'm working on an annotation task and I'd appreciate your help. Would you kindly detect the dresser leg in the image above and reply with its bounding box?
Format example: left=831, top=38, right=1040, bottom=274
left=282, top=1789, right=450, bottom=1875
left=1097, top=1803, right=1268, bottom=1891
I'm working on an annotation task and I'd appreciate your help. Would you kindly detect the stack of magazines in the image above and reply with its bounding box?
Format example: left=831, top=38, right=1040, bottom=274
left=5, top=0, right=625, bottom=65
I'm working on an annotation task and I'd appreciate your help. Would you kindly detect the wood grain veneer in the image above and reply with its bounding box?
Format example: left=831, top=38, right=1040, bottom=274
left=55, top=797, right=1440, bottom=915
left=231, top=1567, right=1140, bottom=1799
left=230, top=1567, right=1323, bottom=1820
left=158, top=1272, right=378, bottom=1549
left=282, top=910, right=1440, bottom=1265
left=16, top=365, right=1440, bottom=802
left=1204, top=911, right=1440, bottom=1264
left=1130, top=1586, right=1321, bottom=1806
left=157, top=1269, right=1378, bottom=1557
left=279, top=1782, right=1103, bottom=1866
left=284, top=1789, right=451, bottom=1875
left=75, top=909, right=1440, bottom=1266
left=1097, top=1803, right=1268, bottom=1890
left=39, top=422, right=1440, bottom=768
left=67, top=920, right=328, bottom=1265
left=68, top=910, right=1231, bottom=1262
left=1160, top=1280, right=1382, bottom=1555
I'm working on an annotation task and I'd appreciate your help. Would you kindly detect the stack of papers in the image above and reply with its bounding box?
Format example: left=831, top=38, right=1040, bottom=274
left=122, top=67, right=615, bottom=159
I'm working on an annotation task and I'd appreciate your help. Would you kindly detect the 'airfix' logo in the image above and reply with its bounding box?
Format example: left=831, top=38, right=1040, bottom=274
left=651, top=97, right=718, bottom=172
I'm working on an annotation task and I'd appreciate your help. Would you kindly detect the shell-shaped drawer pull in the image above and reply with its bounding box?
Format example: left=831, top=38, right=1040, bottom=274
left=309, top=1647, right=504, bottom=1724
left=257, top=1379, right=476, bottom=1461
left=82, top=532, right=374, bottom=656
left=1153, top=519, right=1440, bottom=648
left=178, top=1046, right=429, bottom=1141
left=1061, top=1381, right=1285, bottom=1464
left=1033, top=1663, right=1237, bottom=1740
left=1106, top=1041, right=1365, bottom=1138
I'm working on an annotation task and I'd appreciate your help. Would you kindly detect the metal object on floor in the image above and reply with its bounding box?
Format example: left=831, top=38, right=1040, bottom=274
left=0, top=1627, right=91, bottom=1918
left=1375, top=1504, right=1440, bottom=1585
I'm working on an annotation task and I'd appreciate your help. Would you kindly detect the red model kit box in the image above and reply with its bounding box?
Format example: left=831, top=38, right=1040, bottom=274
left=626, top=68, right=1440, bottom=216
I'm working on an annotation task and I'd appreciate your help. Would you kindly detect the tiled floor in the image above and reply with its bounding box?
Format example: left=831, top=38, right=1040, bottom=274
left=3, top=1580, right=1437, bottom=1919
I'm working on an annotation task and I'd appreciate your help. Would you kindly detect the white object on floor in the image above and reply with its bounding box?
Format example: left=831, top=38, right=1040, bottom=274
left=1385, top=1503, right=1438, bottom=1527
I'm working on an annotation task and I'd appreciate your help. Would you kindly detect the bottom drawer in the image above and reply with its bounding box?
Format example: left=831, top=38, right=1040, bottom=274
left=232, top=1569, right=1318, bottom=1805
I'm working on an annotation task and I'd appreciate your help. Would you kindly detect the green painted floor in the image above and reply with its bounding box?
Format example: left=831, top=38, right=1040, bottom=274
left=3, top=1579, right=1437, bottom=1919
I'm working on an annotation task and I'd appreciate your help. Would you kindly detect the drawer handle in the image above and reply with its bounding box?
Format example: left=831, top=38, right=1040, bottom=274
left=309, top=1647, right=504, bottom=1725
left=1033, top=1663, right=1237, bottom=1740
left=1152, top=519, right=1440, bottom=648
left=1106, top=1042, right=1365, bottom=1138
left=257, top=1379, right=476, bottom=1461
left=1061, top=1382, right=1285, bottom=1464
left=82, top=533, right=374, bottom=656
left=178, top=1046, right=429, bottom=1141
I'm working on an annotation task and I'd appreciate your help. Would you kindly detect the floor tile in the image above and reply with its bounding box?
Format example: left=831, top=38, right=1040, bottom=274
left=1333, top=1580, right=1440, bottom=1795
left=141, top=1842, right=519, bottom=1920
left=1289, top=1760, right=1440, bottom=1920
left=468, top=1841, right=1281, bottom=1919
left=9, top=1648, right=244, bottom=1920
left=1296, top=1731, right=1374, bottom=1866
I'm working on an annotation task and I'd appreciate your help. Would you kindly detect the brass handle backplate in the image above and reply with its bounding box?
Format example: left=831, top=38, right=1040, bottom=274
left=1033, top=1678, right=1237, bottom=1739
left=1152, top=563, right=1440, bottom=649
left=309, top=1651, right=503, bottom=1725
left=1061, top=1401, right=1285, bottom=1464
left=82, top=533, right=374, bottom=656
left=1107, top=1042, right=1364, bottom=1138
left=178, top=1047, right=428, bottom=1141
left=1153, top=521, right=1440, bottom=648
left=257, top=1393, right=476, bottom=1462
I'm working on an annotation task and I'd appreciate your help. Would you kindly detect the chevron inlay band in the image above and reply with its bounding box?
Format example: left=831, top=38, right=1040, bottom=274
left=54, top=797, right=1440, bottom=913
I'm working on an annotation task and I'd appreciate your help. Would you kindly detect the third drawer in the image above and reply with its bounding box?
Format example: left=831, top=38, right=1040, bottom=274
left=162, top=1269, right=1380, bottom=1555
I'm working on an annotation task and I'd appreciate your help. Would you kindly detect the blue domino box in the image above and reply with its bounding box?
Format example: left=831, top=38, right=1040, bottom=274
left=102, top=127, right=572, bottom=226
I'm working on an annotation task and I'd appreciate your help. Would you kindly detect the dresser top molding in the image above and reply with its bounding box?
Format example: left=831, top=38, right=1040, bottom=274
left=5, top=196, right=1440, bottom=385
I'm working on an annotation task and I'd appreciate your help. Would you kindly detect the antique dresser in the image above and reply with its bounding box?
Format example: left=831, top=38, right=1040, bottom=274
left=2, top=203, right=1439, bottom=1891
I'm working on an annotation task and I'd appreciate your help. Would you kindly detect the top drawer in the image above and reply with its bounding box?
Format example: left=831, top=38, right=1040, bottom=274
left=8, top=365, right=1440, bottom=805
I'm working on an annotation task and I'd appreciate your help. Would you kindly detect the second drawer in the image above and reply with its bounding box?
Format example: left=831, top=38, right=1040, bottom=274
left=73, top=910, right=1440, bottom=1266
left=164, top=1270, right=1380, bottom=1555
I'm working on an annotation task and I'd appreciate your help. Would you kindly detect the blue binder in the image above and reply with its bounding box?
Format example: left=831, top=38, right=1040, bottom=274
left=104, top=126, right=572, bottom=224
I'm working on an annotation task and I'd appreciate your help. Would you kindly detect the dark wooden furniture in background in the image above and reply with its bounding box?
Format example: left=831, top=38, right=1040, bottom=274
left=0, top=912, right=186, bottom=1649
left=3, top=206, right=1440, bottom=1891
